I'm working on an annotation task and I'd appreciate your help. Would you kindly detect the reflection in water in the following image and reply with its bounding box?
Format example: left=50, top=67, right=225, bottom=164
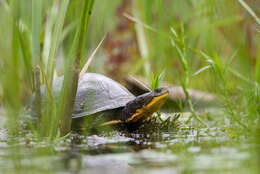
left=0, top=113, right=254, bottom=174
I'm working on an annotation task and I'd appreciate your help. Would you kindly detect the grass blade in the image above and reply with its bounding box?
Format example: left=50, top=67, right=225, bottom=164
left=132, top=1, right=150, bottom=78
left=237, top=0, right=260, bottom=26
left=46, top=0, right=70, bottom=85
left=59, top=0, right=95, bottom=135
left=32, top=0, right=42, bottom=126
left=193, top=65, right=212, bottom=76
left=32, top=0, right=41, bottom=67
left=79, top=34, right=106, bottom=79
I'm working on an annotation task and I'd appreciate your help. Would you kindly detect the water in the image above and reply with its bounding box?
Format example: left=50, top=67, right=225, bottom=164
left=0, top=112, right=256, bottom=174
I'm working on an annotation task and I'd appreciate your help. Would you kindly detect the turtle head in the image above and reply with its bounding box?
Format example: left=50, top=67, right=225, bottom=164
left=121, top=87, right=169, bottom=124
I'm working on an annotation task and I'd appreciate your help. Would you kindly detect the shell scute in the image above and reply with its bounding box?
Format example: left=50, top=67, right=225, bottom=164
left=72, top=73, right=135, bottom=118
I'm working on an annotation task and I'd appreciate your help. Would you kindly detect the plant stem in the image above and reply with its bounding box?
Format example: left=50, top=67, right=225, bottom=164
left=32, top=0, right=42, bottom=131
left=237, top=0, right=260, bottom=26
left=46, top=0, right=70, bottom=86
left=132, top=1, right=150, bottom=78
left=59, top=0, right=95, bottom=135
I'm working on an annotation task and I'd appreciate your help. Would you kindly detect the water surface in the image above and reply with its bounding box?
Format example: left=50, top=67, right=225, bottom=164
left=0, top=112, right=256, bottom=174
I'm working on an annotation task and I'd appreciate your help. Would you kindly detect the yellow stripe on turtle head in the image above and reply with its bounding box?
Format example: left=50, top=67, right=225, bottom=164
left=126, top=92, right=169, bottom=123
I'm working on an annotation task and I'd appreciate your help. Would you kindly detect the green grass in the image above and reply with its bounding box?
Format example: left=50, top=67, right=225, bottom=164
left=150, top=70, right=165, bottom=121
left=0, top=0, right=95, bottom=138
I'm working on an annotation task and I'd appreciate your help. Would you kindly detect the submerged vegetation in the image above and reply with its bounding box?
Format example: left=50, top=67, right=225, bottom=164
left=0, top=0, right=259, bottom=173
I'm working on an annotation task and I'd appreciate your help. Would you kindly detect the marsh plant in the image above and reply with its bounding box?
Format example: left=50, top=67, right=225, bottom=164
left=0, top=0, right=95, bottom=139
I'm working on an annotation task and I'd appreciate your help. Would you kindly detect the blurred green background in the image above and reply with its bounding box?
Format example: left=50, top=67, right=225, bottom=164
left=0, top=0, right=259, bottom=98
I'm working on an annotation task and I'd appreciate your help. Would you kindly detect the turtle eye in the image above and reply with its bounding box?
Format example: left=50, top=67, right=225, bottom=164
left=154, top=88, right=161, bottom=93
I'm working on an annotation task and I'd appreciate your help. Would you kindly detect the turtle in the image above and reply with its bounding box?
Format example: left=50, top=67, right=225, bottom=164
left=35, top=73, right=169, bottom=131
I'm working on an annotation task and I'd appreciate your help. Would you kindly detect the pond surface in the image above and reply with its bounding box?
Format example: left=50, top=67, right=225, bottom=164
left=0, top=111, right=257, bottom=174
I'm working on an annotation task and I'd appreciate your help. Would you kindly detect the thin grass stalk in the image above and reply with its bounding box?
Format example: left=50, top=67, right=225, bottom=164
left=237, top=0, right=260, bottom=26
left=170, top=25, right=208, bottom=127
left=18, top=29, right=34, bottom=89
left=3, top=1, right=22, bottom=170
left=32, top=0, right=42, bottom=130
left=150, top=71, right=165, bottom=121
left=59, top=0, right=95, bottom=136
left=132, top=1, right=150, bottom=78
left=46, top=0, right=70, bottom=86
left=4, top=0, right=21, bottom=137
left=38, top=0, right=70, bottom=138
left=255, top=34, right=260, bottom=83
left=193, top=49, right=250, bottom=130
left=39, top=63, right=58, bottom=139
left=32, top=0, right=42, bottom=69
left=77, top=0, right=95, bottom=59
left=79, top=34, right=106, bottom=79
left=255, top=36, right=260, bottom=159
left=257, top=106, right=260, bottom=174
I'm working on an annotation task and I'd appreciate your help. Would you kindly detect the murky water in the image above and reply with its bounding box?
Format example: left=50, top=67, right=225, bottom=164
left=0, top=112, right=256, bottom=174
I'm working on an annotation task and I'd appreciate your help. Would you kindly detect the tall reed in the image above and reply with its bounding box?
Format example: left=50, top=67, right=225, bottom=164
left=58, top=0, right=95, bottom=136
left=0, top=0, right=95, bottom=138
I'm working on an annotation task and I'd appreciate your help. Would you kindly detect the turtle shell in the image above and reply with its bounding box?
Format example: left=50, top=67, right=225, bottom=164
left=44, top=73, right=135, bottom=118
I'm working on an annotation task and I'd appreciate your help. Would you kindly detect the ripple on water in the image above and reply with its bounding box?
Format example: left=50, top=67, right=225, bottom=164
left=0, top=111, right=254, bottom=174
